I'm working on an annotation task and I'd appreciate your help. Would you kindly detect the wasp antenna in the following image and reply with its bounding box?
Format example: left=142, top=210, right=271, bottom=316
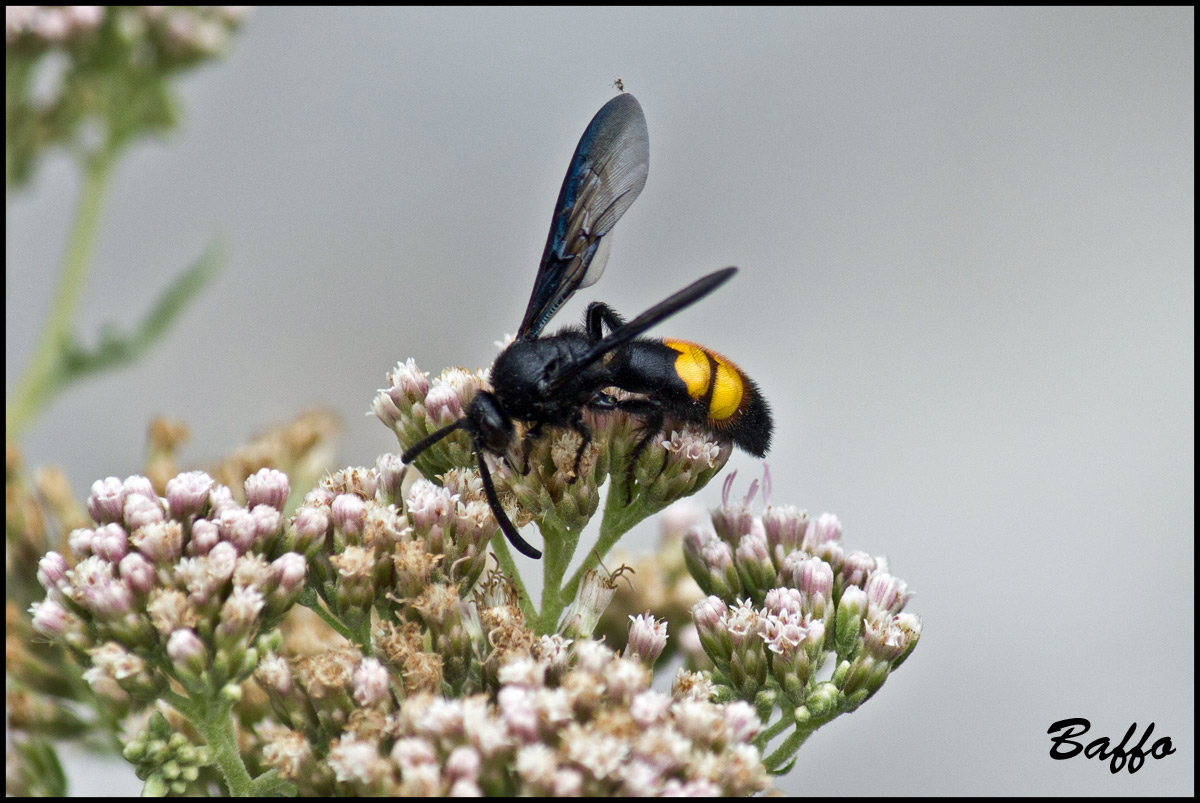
left=401, top=418, right=466, bottom=464
left=475, top=451, right=542, bottom=559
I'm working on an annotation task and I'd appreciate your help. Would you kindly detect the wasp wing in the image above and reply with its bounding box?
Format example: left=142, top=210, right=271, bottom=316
left=552, top=267, right=739, bottom=390
left=517, top=93, right=649, bottom=339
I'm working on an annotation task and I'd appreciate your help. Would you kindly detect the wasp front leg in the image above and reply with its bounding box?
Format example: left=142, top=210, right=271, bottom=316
left=588, top=393, right=665, bottom=505
left=565, top=410, right=594, bottom=482
left=514, top=421, right=544, bottom=475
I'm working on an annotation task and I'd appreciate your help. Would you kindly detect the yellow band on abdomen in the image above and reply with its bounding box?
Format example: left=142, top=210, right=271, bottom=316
left=664, top=339, right=744, bottom=421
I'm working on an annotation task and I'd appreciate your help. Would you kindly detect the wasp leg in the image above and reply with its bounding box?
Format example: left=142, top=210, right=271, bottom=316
left=588, top=395, right=664, bottom=505
left=475, top=449, right=541, bottom=559
left=515, top=422, right=544, bottom=475
left=584, top=301, right=626, bottom=341
left=566, top=410, right=595, bottom=482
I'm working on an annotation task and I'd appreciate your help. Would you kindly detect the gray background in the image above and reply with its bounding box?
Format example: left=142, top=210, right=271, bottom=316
left=6, top=7, right=1193, bottom=796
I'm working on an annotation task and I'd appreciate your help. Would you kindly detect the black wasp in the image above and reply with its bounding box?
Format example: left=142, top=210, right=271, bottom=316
left=402, top=93, right=772, bottom=559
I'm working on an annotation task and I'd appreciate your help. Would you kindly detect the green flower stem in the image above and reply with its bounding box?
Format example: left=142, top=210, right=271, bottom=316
left=297, top=587, right=361, bottom=647
left=761, top=723, right=810, bottom=775
left=6, top=152, right=114, bottom=439
left=162, top=688, right=292, bottom=796
left=489, top=533, right=536, bottom=623
left=349, top=618, right=373, bottom=655
left=535, top=518, right=579, bottom=635
left=561, top=490, right=654, bottom=605
left=758, top=707, right=794, bottom=746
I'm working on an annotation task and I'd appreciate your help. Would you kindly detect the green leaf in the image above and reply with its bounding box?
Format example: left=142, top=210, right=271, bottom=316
left=57, top=240, right=222, bottom=381
left=9, top=737, right=68, bottom=797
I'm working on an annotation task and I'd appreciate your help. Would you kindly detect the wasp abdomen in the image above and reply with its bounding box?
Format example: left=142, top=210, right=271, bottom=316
left=614, top=338, right=773, bottom=457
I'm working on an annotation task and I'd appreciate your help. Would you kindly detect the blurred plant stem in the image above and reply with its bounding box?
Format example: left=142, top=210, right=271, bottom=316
left=6, top=150, right=113, bottom=440
left=6, top=6, right=243, bottom=443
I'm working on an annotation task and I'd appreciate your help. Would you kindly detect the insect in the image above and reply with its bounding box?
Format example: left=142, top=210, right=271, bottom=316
left=402, top=94, right=772, bottom=559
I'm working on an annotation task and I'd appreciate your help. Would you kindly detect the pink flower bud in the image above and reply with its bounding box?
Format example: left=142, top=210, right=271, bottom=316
left=189, top=518, right=219, bottom=556
left=803, top=513, right=843, bottom=552
left=352, top=658, right=390, bottom=707
left=205, top=542, right=239, bottom=588
left=91, top=522, right=129, bottom=563
left=167, top=628, right=207, bottom=675
left=207, top=484, right=238, bottom=518
left=625, top=614, right=668, bottom=666
left=290, top=505, right=330, bottom=555
left=166, top=471, right=214, bottom=519
left=375, top=452, right=406, bottom=504
left=37, top=552, right=69, bottom=593
left=118, top=552, right=156, bottom=595
left=445, top=746, right=481, bottom=783
left=245, top=468, right=290, bottom=511
left=370, top=389, right=402, bottom=429
left=87, top=477, right=125, bottom=524
left=762, top=504, right=808, bottom=557
left=218, top=507, right=258, bottom=552
left=498, top=686, right=539, bottom=741
left=67, top=527, right=95, bottom=557
left=123, top=494, right=164, bottom=531
left=722, top=700, right=762, bottom=743
left=30, top=598, right=71, bottom=637
left=331, top=494, right=367, bottom=539
left=841, top=550, right=877, bottom=588
left=763, top=587, right=804, bottom=617
left=122, top=475, right=155, bottom=499
left=780, top=553, right=834, bottom=615
left=216, top=585, right=265, bottom=646
left=691, top=597, right=729, bottom=631
left=423, top=383, right=463, bottom=426
left=864, top=572, right=913, bottom=617
left=272, top=552, right=307, bottom=595
left=85, top=572, right=133, bottom=619
left=251, top=504, right=282, bottom=543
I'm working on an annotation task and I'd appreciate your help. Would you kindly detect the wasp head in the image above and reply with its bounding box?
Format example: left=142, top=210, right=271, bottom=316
left=463, top=390, right=515, bottom=455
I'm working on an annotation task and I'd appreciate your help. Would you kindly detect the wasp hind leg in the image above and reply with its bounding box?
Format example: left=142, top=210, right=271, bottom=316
left=585, top=301, right=626, bottom=340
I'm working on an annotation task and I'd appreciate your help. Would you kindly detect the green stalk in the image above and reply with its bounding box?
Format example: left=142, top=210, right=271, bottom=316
left=298, top=588, right=356, bottom=644
left=758, top=707, right=794, bottom=745
left=535, top=518, right=580, bottom=634
left=163, top=689, right=291, bottom=796
left=761, top=723, right=811, bottom=774
left=488, top=533, right=536, bottom=622
left=562, top=488, right=652, bottom=604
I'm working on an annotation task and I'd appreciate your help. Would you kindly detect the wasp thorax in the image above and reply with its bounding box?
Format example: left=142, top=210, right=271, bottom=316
left=490, top=335, right=596, bottom=421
